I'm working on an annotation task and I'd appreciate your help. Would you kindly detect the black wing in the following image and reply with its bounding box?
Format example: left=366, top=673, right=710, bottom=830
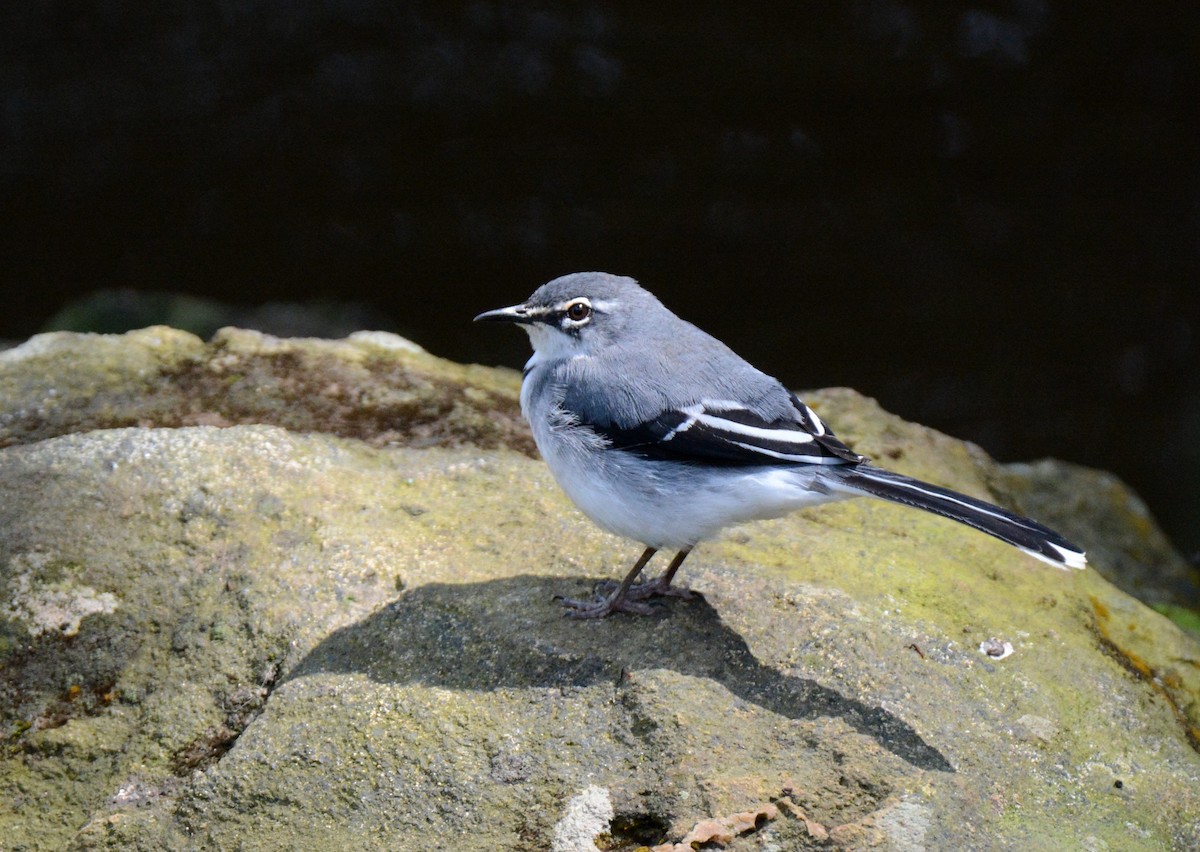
left=591, top=393, right=865, bottom=467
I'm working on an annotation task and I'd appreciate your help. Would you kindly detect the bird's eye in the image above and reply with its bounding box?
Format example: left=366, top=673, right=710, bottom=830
left=565, top=300, right=591, bottom=321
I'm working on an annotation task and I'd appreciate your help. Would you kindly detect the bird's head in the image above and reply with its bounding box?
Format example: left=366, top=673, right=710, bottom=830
left=474, top=272, right=658, bottom=360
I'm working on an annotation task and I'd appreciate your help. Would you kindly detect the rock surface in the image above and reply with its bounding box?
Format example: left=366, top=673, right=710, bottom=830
left=1, top=328, right=1198, bottom=850
left=0, top=325, right=530, bottom=455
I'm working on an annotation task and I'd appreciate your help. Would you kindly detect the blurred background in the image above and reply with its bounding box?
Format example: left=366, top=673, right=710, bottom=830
left=1, top=2, right=1197, bottom=562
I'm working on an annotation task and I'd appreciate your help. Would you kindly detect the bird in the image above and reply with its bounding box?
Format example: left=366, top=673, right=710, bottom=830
left=475, top=272, right=1087, bottom=618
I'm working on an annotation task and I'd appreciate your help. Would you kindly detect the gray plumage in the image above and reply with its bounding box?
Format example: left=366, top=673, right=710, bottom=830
left=536, top=277, right=797, bottom=427
left=476, top=271, right=1086, bottom=618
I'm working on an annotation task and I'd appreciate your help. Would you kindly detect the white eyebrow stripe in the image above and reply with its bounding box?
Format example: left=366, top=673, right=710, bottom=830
left=589, top=298, right=619, bottom=312
left=696, top=413, right=815, bottom=443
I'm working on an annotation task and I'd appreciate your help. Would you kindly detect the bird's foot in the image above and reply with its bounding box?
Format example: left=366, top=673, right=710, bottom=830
left=633, top=580, right=696, bottom=601
left=557, top=577, right=695, bottom=618
left=599, top=578, right=697, bottom=602
left=555, top=590, right=656, bottom=619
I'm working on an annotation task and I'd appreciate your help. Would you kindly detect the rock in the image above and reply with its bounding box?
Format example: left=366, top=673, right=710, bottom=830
left=1011, top=714, right=1058, bottom=745
left=992, top=458, right=1200, bottom=609
left=0, top=325, right=530, bottom=455
left=551, top=786, right=615, bottom=852
left=1, top=329, right=1198, bottom=850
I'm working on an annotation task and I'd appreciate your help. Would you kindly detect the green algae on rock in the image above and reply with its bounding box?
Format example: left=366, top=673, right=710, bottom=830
left=0, top=329, right=1197, bottom=850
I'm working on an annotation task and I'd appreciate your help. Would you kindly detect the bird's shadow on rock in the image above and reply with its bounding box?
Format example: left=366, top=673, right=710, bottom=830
left=285, top=574, right=953, bottom=772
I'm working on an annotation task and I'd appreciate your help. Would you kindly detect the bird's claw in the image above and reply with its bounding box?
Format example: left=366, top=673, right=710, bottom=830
left=555, top=593, right=657, bottom=619
left=596, top=578, right=696, bottom=602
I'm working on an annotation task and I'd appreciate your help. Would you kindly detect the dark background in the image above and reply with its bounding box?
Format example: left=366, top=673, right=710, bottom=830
left=2, top=2, right=1198, bottom=562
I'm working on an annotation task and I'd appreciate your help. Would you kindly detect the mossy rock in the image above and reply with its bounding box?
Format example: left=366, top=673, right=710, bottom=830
left=0, top=329, right=1197, bottom=850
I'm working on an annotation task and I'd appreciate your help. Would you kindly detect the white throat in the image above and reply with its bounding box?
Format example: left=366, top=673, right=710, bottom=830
left=522, top=323, right=586, bottom=368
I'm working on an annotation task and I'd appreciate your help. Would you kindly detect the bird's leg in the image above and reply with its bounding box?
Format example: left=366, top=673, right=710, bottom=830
left=625, top=546, right=696, bottom=600
left=558, top=547, right=658, bottom=618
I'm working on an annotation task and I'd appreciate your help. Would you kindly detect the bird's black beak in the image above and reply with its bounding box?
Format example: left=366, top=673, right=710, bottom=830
left=473, top=303, right=535, bottom=324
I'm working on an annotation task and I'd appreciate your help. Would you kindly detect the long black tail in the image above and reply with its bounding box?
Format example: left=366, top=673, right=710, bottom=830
left=832, top=464, right=1087, bottom=569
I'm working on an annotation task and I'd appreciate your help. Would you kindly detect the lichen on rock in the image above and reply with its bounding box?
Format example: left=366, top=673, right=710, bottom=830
left=0, top=328, right=1197, bottom=851
left=2, top=553, right=119, bottom=637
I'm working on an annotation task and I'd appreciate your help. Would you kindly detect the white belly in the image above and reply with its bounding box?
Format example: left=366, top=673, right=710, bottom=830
left=534, top=419, right=848, bottom=549
left=519, top=361, right=852, bottom=549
